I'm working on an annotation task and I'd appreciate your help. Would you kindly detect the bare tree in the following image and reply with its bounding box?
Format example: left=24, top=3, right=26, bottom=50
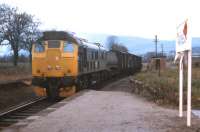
left=0, top=4, right=40, bottom=66
left=106, top=35, right=118, bottom=50
left=7, top=12, right=32, bottom=66
left=0, top=4, right=16, bottom=44
left=22, top=21, right=41, bottom=62
left=106, top=35, right=128, bottom=52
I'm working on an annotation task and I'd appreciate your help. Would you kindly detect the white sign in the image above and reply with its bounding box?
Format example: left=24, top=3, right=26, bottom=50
left=176, top=19, right=191, bottom=53
left=175, top=19, right=192, bottom=127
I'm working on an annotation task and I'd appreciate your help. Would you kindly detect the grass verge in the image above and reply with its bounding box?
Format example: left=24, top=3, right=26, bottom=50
left=0, top=62, right=31, bottom=81
left=132, top=67, right=200, bottom=109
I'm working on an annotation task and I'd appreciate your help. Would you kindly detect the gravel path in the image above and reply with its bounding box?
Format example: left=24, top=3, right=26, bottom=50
left=4, top=77, right=200, bottom=132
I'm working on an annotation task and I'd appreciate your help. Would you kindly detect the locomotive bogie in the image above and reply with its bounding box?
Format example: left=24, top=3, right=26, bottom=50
left=33, top=85, right=76, bottom=98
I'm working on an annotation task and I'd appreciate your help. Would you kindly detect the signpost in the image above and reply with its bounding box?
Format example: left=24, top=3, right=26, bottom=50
left=175, top=19, right=192, bottom=127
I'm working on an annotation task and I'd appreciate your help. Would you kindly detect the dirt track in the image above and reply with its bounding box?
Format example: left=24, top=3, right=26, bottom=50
left=4, top=77, right=200, bottom=132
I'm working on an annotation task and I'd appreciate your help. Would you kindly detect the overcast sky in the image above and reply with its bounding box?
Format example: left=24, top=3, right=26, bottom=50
left=0, top=0, right=200, bottom=40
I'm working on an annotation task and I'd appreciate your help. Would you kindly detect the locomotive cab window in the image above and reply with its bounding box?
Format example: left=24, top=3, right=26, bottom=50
left=63, top=42, right=74, bottom=52
left=34, top=42, right=45, bottom=53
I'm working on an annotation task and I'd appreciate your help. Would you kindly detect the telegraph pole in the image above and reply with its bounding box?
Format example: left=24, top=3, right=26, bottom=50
left=153, top=35, right=159, bottom=57
left=161, top=44, right=164, bottom=56
left=153, top=35, right=160, bottom=76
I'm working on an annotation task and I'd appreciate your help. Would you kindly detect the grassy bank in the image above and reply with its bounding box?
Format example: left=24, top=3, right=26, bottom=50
left=133, top=67, right=200, bottom=108
left=0, top=62, right=31, bottom=81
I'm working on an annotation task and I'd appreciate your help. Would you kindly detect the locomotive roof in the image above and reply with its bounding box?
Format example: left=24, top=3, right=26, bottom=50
left=42, top=31, right=78, bottom=43
left=80, top=41, right=107, bottom=51
left=41, top=31, right=107, bottom=51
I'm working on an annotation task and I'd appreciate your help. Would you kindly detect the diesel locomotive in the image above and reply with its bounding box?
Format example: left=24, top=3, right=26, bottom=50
left=32, top=31, right=142, bottom=100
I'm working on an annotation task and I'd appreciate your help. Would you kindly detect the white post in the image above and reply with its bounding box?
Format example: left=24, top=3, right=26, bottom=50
left=179, top=55, right=184, bottom=117
left=187, top=50, right=192, bottom=126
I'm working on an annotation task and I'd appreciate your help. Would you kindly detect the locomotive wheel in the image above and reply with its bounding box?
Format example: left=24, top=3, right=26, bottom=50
left=47, top=81, right=59, bottom=101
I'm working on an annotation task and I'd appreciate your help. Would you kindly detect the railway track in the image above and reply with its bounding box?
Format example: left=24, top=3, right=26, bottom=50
left=0, top=97, right=60, bottom=130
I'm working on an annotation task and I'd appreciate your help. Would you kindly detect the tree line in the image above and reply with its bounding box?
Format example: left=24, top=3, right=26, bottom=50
left=0, top=4, right=41, bottom=66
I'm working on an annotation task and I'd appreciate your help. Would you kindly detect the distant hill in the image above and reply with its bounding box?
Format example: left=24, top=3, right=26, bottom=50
left=77, top=32, right=200, bottom=55
left=0, top=32, right=199, bottom=57
left=193, top=47, right=200, bottom=56
left=193, top=47, right=200, bottom=52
